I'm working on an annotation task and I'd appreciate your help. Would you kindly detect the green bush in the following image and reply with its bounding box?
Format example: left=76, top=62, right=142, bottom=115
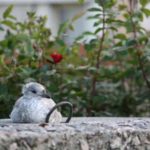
left=0, top=0, right=150, bottom=118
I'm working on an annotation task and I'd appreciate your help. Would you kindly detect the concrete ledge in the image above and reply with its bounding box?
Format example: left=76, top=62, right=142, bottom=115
left=0, top=117, right=150, bottom=150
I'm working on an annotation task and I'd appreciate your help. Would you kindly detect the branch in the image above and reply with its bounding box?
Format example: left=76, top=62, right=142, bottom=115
left=96, top=7, right=106, bottom=69
left=128, top=0, right=150, bottom=89
left=91, top=7, right=106, bottom=97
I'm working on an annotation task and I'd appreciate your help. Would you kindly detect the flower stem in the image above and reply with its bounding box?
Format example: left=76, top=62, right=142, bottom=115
left=89, top=6, right=106, bottom=114
left=128, top=0, right=150, bottom=89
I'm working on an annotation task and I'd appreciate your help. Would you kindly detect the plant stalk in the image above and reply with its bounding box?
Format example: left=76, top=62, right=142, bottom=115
left=90, top=6, right=106, bottom=100
left=128, top=0, right=150, bottom=89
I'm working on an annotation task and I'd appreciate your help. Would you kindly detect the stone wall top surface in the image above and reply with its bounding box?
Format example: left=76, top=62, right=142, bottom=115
left=0, top=117, right=150, bottom=132
left=0, top=117, right=150, bottom=150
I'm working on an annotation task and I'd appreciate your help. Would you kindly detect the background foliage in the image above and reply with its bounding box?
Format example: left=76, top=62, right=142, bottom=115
left=0, top=0, right=150, bottom=118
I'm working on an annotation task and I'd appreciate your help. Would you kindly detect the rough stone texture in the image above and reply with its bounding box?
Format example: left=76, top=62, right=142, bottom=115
left=0, top=117, right=150, bottom=150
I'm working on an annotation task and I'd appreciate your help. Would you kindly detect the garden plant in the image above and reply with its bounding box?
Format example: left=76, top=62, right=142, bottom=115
left=0, top=0, right=150, bottom=118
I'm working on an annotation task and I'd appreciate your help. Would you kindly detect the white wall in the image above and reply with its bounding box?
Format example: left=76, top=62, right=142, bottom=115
left=0, top=0, right=150, bottom=43
left=141, top=3, right=150, bottom=30
left=0, top=0, right=94, bottom=43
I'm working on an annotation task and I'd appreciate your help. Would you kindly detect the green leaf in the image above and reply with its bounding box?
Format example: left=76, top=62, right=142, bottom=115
left=83, top=31, right=95, bottom=36
left=56, top=38, right=65, bottom=47
left=0, top=55, right=9, bottom=71
left=123, top=13, right=130, bottom=19
left=125, top=39, right=137, bottom=46
left=78, top=0, right=84, bottom=4
left=0, top=25, right=4, bottom=31
left=88, top=14, right=100, bottom=20
left=109, top=26, right=118, bottom=31
left=27, top=11, right=36, bottom=19
left=3, top=5, right=13, bottom=19
left=19, top=67, right=36, bottom=76
left=138, top=36, right=148, bottom=45
left=114, top=34, right=126, bottom=40
left=57, top=21, right=69, bottom=36
left=84, top=39, right=97, bottom=51
left=72, top=11, right=85, bottom=22
left=8, top=15, right=16, bottom=20
left=141, top=8, right=150, bottom=17
left=140, top=0, right=149, bottom=7
left=117, top=48, right=128, bottom=56
left=88, top=7, right=102, bottom=12
left=94, top=27, right=103, bottom=34
left=118, top=4, right=127, bottom=10
left=134, top=11, right=144, bottom=21
left=95, top=0, right=116, bottom=8
left=75, top=35, right=84, bottom=41
left=1, top=20, right=16, bottom=30
left=69, top=24, right=74, bottom=31
left=93, top=20, right=101, bottom=27
left=88, top=67, right=97, bottom=73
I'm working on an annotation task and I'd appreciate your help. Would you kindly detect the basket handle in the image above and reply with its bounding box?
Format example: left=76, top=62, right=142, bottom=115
left=45, top=101, right=73, bottom=123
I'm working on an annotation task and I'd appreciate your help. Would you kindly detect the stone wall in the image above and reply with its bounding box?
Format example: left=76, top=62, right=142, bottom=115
left=0, top=117, right=150, bottom=150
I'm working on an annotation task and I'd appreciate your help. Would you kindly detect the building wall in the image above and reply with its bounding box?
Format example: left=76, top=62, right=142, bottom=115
left=0, top=0, right=150, bottom=43
left=0, top=0, right=94, bottom=43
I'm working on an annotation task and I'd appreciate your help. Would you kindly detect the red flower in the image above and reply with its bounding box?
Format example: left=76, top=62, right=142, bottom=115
left=50, top=52, right=63, bottom=64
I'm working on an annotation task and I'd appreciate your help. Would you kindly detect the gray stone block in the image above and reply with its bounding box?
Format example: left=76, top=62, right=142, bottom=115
left=0, top=117, right=150, bottom=150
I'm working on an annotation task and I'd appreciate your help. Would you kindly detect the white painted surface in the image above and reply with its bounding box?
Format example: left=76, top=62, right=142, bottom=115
left=0, top=0, right=94, bottom=42
left=0, top=0, right=150, bottom=43
left=141, top=3, right=150, bottom=30
left=0, top=0, right=90, bottom=4
left=36, top=4, right=60, bottom=38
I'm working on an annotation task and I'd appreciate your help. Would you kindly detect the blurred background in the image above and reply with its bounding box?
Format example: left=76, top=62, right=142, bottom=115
left=0, top=0, right=150, bottom=43
left=0, top=0, right=94, bottom=45
left=0, top=0, right=150, bottom=118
